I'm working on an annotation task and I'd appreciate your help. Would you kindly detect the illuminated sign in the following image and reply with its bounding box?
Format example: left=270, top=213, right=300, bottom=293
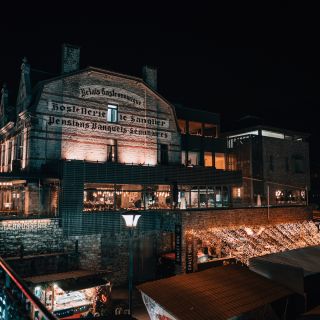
left=0, top=219, right=53, bottom=232
left=186, top=233, right=194, bottom=273
left=79, top=85, right=144, bottom=106
left=175, top=224, right=182, bottom=265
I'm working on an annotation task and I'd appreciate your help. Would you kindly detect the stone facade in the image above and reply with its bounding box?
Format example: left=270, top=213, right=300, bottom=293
left=30, top=69, right=180, bottom=170
left=0, top=218, right=63, bottom=257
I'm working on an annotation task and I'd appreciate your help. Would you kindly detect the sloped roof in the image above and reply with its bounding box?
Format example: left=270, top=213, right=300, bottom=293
left=250, top=246, right=320, bottom=276
left=137, top=265, right=291, bottom=320
left=301, top=305, right=320, bottom=319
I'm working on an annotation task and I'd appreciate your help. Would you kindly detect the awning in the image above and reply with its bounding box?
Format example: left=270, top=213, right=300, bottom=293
left=24, top=269, right=111, bottom=291
left=137, top=265, right=292, bottom=320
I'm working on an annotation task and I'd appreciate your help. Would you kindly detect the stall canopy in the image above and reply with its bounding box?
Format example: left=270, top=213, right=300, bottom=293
left=249, top=246, right=320, bottom=294
left=137, top=265, right=292, bottom=320
left=23, top=269, right=110, bottom=291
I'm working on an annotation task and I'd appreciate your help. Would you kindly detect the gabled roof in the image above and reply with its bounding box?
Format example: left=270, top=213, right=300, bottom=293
left=33, top=66, right=173, bottom=108
left=137, top=265, right=292, bottom=320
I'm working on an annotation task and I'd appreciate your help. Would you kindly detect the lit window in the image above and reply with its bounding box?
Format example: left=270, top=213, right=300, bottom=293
left=188, top=152, right=199, bottom=166
left=107, top=104, right=118, bottom=123
left=204, top=152, right=213, bottom=167
left=107, top=145, right=117, bottom=162
left=181, top=151, right=186, bottom=165
left=177, top=119, right=186, bottom=134
left=215, top=153, right=225, bottom=169
left=188, top=122, right=202, bottom=136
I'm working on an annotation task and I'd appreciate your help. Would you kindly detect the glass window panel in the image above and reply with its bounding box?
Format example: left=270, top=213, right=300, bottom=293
left=188, top=121, right=202, bottom=136
left=215, top=153, right=225, bottom=170
left=84, top=183, right=115, bottom=212
left=179, top=185, right=191, bottom=209
left=199, top=186, right=207, bottom=208
left=204, top=152, right=213, bottom=167
left=215, top=186, right=222, bottom=207
left=204, top=123, right=217, bottom=137
left=118, top=184, right=143, bottom=210
left=190, top=187, right=199, bottom=208
left=188, top=152, right=199, bottom=166
left=181, top=151, right=186, bottom=165
left=222, top=186, right=229, bottom=206
left=207, top=187, right=215, bottom=208
left=107, top=104, right=118, bottom=123
left=177, top=119, right=186, bottom=134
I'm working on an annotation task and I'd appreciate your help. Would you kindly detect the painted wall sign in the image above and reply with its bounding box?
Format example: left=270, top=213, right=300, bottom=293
left=185, top=233, right=194, bottom=273
left=175, top=224, right=182, bottom=265
left=46, top=101, right=171, bottom=140
left=119, top=114, right=169, bottom=129
left=79, top=85, right=144, bottom=106
left=47, top=115, right=171, bottom=140
left=48, top=102, right=170, bottom=129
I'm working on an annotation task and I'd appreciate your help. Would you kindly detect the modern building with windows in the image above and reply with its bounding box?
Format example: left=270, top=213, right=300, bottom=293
left=225, top=126, right=310, bottom=206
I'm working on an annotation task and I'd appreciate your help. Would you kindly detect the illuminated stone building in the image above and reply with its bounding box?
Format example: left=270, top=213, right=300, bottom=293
left=0, top=45, right=310, bottom=282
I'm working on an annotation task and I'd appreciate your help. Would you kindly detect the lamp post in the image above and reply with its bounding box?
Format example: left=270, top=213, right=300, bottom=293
left=121, top=212, right=141, bottom=319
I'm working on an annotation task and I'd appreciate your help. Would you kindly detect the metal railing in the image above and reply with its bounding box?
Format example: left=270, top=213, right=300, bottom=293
left=0, top=257, right=57, bottom=320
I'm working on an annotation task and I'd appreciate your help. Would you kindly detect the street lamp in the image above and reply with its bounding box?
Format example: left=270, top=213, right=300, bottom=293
left=121, top=212, right=141, bottom=319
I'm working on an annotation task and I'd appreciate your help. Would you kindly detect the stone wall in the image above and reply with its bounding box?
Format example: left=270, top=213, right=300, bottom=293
left=64, top=234, right=102, bottom=271
left=0, top=218, right=63, bottom=257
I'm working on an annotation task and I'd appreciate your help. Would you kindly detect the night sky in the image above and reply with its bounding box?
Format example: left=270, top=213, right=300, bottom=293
left=1, top=3, right=319, bottom=166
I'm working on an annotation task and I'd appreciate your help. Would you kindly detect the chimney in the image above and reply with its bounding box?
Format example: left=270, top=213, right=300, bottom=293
left=0, top=83, right=8, bottom=127
left=142, top=65, right=157, bottom=90
left=61, top=43, right=80, bottom=74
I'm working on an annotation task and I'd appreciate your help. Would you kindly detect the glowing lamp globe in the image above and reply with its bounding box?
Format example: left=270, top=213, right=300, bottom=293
left=121, top=213, right=141, bottom=228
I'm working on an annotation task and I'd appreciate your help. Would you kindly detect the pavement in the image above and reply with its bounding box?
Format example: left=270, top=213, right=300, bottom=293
left=112, top=286, right=150, bottom=320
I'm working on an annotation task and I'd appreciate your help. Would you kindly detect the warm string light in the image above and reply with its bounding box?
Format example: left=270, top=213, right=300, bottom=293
left=190, top=221, right=320, bottom=265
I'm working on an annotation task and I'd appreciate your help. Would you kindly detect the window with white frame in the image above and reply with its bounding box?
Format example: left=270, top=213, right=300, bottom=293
left=107, top=104, right=118, bottom=123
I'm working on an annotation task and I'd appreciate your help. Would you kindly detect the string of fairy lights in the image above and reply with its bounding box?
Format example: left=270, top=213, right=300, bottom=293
left=189, top=220, right=320, bottom=265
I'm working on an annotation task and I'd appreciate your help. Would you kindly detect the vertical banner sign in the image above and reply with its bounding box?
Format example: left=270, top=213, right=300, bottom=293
left=185, top=233, right=194, bottom=273
left=175, top=224, right=182, bottom=265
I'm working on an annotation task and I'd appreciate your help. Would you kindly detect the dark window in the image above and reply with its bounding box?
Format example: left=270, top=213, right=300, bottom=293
left=7, top=141, right=12, bottom=167
left=107, top=104, right=118, bottom=123
left=15, top=134, right=24, bottom=160
left=269, top=155, right=274, bottom=171
left=158, top=144, right=168, bottom=164
left=188, top=121, right=202, bottom=136
left=107, top=145, right=117, bottom=162
left=292, top=155, right=305, bottom=173
left=285, top=157, right=289, bottom=172
left=203, top=123, right=217, bottom=138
